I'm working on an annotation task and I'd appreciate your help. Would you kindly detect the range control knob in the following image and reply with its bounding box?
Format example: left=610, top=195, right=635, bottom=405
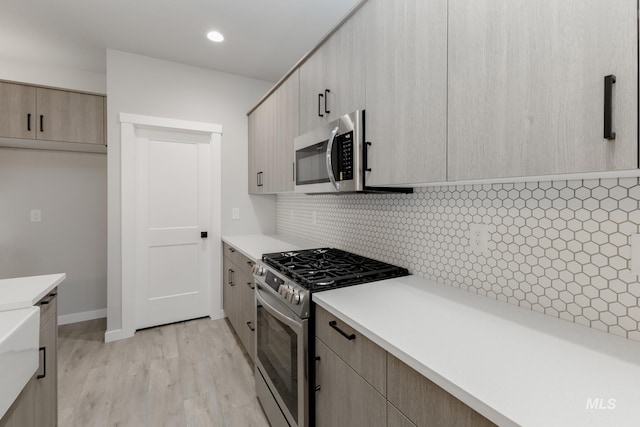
left=278, top=284, right=287, bottom=296
left=291, top=291, right=302, bottom=305
left=252, top=264, right=266, bottom=276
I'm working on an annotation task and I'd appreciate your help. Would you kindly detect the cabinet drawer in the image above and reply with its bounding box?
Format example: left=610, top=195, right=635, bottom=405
left=387, top=354, right=496, bottom=427
left=315, top=339, right=386, bottom=427
left=37, top=288, right=58, bottom=328
left=388, top=402, right=416, bottom=427
left=222, top=243, right=255, bottom=275
left=315, top=305, right=386, bottom=395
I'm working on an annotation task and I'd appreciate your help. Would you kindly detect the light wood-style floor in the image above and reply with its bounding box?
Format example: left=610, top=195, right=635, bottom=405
left=58, top=317, right=270, bottom=427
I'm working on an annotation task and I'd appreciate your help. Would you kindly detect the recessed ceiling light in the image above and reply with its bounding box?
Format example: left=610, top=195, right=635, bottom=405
left=207, top=31, right=224, bottom=43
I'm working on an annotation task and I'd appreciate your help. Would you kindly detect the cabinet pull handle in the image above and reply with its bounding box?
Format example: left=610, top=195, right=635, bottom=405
left=246, top=321, right=255, bottom=331
left=39, top=115, right=44, bottom=132
left=364, top=141, right=372, bottom=172
left=37, top=346, right=46, bottom=379
left=604, top=74, right=616, bottom=140
left=229, top=269, right=235, bottom=286
left=27, top=113, right=31, bottom=131
left=314, top=385, right=321, bottom=392
left=247, top=261, right=253, bottom=266
left=246, top=281, right=255, bottom=290
left=256, top=172, right=260, bottom=187
left=329, top=320, right=356, bottom=341
left=229, top=247, right=235, bottom=253
left=318, top=93, right=324, bottom=117
left=39, top=293, right=56, bottom=305
left=324, top=89, right=331, bottom=114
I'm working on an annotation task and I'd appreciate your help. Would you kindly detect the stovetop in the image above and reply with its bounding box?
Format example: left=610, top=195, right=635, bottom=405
left=262, top=248, right=409, bottom=292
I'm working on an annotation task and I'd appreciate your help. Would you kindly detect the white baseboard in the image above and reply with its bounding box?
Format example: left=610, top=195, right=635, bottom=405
left=104, top=329, right=123, bottom=343
left=58, top=308, right=107, bottom=326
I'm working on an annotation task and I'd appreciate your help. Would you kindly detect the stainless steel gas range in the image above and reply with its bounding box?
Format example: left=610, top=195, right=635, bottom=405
left=252, top=248, right=409, bottom=427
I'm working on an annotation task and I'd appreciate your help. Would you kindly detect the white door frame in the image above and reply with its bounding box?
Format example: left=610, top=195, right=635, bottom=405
left=120, top=113, right=222, bottom=340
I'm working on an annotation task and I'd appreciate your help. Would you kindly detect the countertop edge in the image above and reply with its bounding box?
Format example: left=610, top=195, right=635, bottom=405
left=0, top=273, right=66, bottom=312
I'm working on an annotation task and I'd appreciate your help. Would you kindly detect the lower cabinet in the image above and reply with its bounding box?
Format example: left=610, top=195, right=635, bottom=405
left=315, top=339, right=387, bottom=427
left=0, top=289, right=58, bottom=427
left=314, top=305, right=496, bottom=427
left=222, top=243, right=256, bottom=361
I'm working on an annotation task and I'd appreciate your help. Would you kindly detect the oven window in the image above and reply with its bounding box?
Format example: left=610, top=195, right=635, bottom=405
left=296, top=140, right=330, bottom=185
left=257, top=304, right=299, bottom=422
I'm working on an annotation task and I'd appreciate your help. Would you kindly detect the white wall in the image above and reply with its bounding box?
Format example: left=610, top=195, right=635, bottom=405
left=106, top=49, right=276, bottom=335
left=0, top=61, right=107, bottom=321
left=0, top=149, right=107, bottom=318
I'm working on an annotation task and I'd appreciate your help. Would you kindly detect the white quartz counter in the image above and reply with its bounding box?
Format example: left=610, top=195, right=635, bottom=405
left=313, top=276, right=640, bottom=427
left=0, top=273, right=66, bottom=312
left=222, top=234, right=320, bottom=261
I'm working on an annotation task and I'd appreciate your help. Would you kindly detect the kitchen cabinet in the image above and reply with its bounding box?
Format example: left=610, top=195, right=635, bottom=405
left=0, top=289, right=58, bottom=427
left=0, top=81, right=105, bottom=145
left=0, top=82, right=37, bottom=140
left=447, top=0, right=638, bottom=180
left=299, top=8, right=365, bottom=134
left=363, top=0, right=447, bottom=186
left=248, top=70, right=298, bottom=194
left=387, top=354, right=495, bottom=427
left=222, top=243, right=256, bottom=361
left=315, top=339, right=387, bottom=427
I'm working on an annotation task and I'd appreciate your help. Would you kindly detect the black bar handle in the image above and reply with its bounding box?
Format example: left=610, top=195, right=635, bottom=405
left=364, top=142, right=372, bottom=172
left=256, top=172, right=260, bottom=187
left=246, top=321, right=255, bottom=332
left=37, top=346, right=46, bottom=379
left=604, top=74, right=616, bottom=140
left=27, top=113, right=31, bottom=131
left=39, top=115, right=44, bottom=132
left=329, top=320, right=356, bottom=341
left=246, top=281, right=255, bottom=290
left=318, top=93, right=324, bottom=117
left=228, top=247, right=235, bottom=253
left=228, top=269, right=235, bottom=286
left=324, top=89, right=331, bottom=114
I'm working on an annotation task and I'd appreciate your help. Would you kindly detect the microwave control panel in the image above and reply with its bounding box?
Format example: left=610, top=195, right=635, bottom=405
left=337, top=131, right=353, bottom=181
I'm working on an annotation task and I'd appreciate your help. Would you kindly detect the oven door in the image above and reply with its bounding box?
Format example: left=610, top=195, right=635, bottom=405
left=255, top=284, right=308, bottom=427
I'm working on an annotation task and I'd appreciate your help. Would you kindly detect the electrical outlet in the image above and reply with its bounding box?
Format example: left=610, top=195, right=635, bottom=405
left=232, top=208, right=240, bottom=220
left=30, top=209, right=41, bottom=223
left=312, top=211, right=317, bottom=225
left=469, top=223, right=489, bottom=255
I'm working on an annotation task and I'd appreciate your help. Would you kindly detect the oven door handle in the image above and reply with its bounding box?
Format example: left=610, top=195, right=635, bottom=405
left=256, top=286, right=304, bottom=331
left=325, top=126, right=340, bottom=191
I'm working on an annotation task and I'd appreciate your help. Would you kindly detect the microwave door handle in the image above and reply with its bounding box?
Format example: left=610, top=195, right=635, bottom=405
left=325, top=126, right=340, bottom=191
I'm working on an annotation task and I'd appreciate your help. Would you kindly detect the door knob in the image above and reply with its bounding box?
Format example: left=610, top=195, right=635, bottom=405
left=201, top=231, right=208, bottom=238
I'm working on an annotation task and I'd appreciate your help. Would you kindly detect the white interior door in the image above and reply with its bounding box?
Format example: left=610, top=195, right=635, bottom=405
left=135, top=128, right=211, bottom=329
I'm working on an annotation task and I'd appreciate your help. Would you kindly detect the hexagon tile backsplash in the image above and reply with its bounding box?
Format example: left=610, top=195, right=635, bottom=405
left=276, top=177, right=640, bottom=342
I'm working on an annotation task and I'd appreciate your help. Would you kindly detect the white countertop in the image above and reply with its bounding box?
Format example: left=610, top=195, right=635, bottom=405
left=0, top=307, right=40, bottom=419
left=313, top=276, right=640, bottom=427
left=222, top=234, right=320, bottom=261
left=0, top=273, right=66, bottom=311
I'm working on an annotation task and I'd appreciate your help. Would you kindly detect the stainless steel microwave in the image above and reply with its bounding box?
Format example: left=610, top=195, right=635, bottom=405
left=294, top=111, right=363, bottom=194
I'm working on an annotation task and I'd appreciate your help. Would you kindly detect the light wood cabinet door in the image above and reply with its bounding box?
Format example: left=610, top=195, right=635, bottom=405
left=299, top=7, right=365, bottom=135
left=248, top=95, right=276, bottom=194
left=36, top=87, right=105, bottom=145
left=35, top=314, right=57, bottom=427
left=223, top=257, right=240, bottom=332
left=0, top=82, right=36, bottom=139
left=269, top=70, right=299, bottom=193
left=448, top=0, right=638, bottom=180
left=239, top=271, right=256, bottom=361
left=364, top=0, right=447, bottom=186
left=299, top=44, right=327, bottom=134
left=388, top=402, right=416, bottom=427
left=0, top=376, right=36, bottom=427
left=315, top=339, right=386, bottom=427
left=387, top=355, right=496, bottom=427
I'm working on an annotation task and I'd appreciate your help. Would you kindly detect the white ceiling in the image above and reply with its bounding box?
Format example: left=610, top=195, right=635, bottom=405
left=0, top=0, right=361, bottom=83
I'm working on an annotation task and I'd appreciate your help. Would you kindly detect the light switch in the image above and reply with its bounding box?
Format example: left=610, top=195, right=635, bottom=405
left=30, top=209, right=41, bottom=223
left=232, top=208, right=240, bottom=220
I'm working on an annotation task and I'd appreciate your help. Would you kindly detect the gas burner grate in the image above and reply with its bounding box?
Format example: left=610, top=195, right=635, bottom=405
left=262, top=248, right=409, bottom=291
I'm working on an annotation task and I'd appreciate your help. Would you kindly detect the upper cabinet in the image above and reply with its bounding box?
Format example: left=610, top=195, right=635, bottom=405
left=447, top=0, right=638, bottom=181
left=364, top=0, right=448, bottom=186
left=0, top=82, right=37, bottom=139
left=249, top=70, right=299, bottom=194
left=0, top=81, right=106, bottom=146
left=299, top=8, right=366, bottom=134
